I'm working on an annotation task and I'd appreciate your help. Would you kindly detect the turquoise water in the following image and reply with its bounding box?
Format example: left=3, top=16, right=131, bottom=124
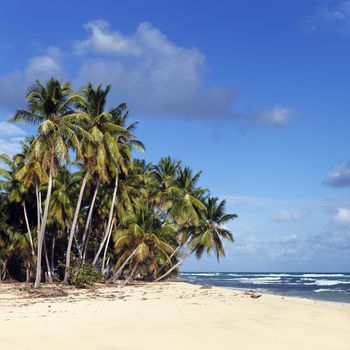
left=180, top=272, right=350, bottom=303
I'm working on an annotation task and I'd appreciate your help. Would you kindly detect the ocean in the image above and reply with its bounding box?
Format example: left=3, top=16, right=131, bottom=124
left=180, top=272, right=350, bottom=303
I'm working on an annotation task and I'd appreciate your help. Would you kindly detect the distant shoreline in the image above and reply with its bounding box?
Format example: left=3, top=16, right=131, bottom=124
left=180, top=271, right=350, bottom=304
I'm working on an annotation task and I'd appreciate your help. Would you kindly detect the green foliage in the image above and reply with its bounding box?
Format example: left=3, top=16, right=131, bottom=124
left=0, top=77, right=237, bottom=286
left=66, top=257, right=101, bottom=288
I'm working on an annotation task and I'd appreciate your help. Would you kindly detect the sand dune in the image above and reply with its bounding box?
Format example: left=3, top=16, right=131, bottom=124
left=1, top=282, right=349, bottom=350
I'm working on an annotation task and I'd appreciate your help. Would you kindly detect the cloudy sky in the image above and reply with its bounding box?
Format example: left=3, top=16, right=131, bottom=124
left=0, top=0, right=349, bottom=272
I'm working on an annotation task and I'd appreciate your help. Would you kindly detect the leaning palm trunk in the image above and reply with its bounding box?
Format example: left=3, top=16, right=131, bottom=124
left=125, top=263, right=139, bottom=285
left=157, top=244, right=182, bottom=275
left=156, top=261, right=182, bottom=282
left=34, top=169, right=53, bottom=288
left=101, top=217, right=116, bottom=273
left=64, top=173, right=88, bottom=283
left=157, top=233, right=184, bottom=275
left=107, top=247, right=138, bottom=283
left=81, top=183, right=99, bottom=259
left=22, top=201, right=35, bottom=257
left=92, top=176, right=118, bottom=267
left=1, top=263, right=8, bottom=281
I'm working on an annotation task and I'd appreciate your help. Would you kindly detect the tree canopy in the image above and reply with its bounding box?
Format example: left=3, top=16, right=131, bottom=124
left=0, top=78, right=237, bottom=287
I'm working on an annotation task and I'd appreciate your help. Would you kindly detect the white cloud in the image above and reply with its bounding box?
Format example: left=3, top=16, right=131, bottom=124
left=273, top=211, right=301, bottom=223
left=334, top=207, right=350, bottom=225
left=307, top=1, right=350, bottom=33
left=75, top=19, right=142, bottom=55
left=0, top=122, right=26, bottom=137
left=0, top=47, right=63, bottom=113
left=0, top=122, right=26, bottom=156
left=26, top=47, right=62, bottom=82
left=256, top=105, right=294, bottom=128
left=74, top=20, right=237, bottom=119
left=0, top=20, right=294, bottom=127
left=0, top=138, right=25, bottom=156
left=324, top=161, right=350, bottom=187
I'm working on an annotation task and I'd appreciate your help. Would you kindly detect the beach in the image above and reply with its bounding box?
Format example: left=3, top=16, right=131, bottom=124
left=1, top=282, right=350, bottom=350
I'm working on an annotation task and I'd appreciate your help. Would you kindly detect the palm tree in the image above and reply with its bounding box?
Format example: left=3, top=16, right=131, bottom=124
left=188, top=197, right=236, bottom=259
left=166, top=167, right=207, bottom=226
left=0, top=153, right=35, bottom=259
left=10, top=78, right=89, bottom=287
left=0, top=77, right=238, bottom=285
left=156, top=197, right=236, bottom=281
left=109, top=202, right=174, bottom=283
left=63, top=83, right=127, bottom=277
left=91, top=102, right=143, bottom=269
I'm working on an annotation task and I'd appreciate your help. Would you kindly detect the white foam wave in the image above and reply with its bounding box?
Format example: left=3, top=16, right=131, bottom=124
left=239, top=277, right=282, bottom=284
left=314, top=288, right=339, bottom=293
left=302, top=274, right=345, bottom=278
left=182, top=273, right=220, bottom=277
left=305, top=280, right=350, bottom=286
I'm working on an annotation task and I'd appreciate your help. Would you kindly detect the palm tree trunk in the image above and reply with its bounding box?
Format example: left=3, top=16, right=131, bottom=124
left=92, top=176, right=118, bottom=267
left=35, top=181, right=41, bottom=232
left=125, top=263, right=139, bottom=285
left=43, top=238, right=53, bottom=283
left=26, top=263, right=30, bottom=283
left=51, top=235, right=56, bottom=272
left=64, top=172, right=88, bottom=283
left=157, top=244, right=182, bottom=275
left=82, top=220, right=92, bottom=261
left=1, top=263, right=7, bottom=281
left=74, top=229, right=82, bottom=258
left=101, top=217, right=116, bottom=273
left=22, top=201, right=35, bottom=257
left=81, top=183, right=99, bottom=259
left=107, top=247, right=138, bottom=283
left=34, top=168, right=53, bottom=288
left=39, top=191, right=43, bottom=218
left=156, top=261, right=182, bottom=282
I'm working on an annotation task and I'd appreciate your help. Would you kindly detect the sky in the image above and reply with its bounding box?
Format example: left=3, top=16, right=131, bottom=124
left=0, top=0, right=350, bottom=272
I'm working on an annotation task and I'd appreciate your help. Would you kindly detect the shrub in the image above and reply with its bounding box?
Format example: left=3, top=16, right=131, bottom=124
left=68, top=257, right=101, bottom=288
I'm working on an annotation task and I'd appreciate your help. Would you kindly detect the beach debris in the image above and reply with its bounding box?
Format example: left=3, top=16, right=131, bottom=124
left=26, top=286, right=68, bottom=298
left=244, top=291, right=262, bottom=299
left=250, top=294, right=262, bottom=299
left=199, top=285, right=212, bottom=289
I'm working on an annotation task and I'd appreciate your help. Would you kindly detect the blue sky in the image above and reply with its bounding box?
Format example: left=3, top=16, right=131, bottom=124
left=1, top=0, right=350, bottom=272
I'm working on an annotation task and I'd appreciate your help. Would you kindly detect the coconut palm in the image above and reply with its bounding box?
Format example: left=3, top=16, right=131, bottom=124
left=166, top=167, right=207, bottom=226
left=0, top=153, right=35, bottom=258
left=156, top=197, right=236, bottom=281
left=188, top=197, right=236, bottom=259
left=109, top=202, right=175, bottom=283
left=0, top=78, right=237, bottom=286
left=10, top=78, right=89, bottom=287
left=91, top=102, right=143, bottom=269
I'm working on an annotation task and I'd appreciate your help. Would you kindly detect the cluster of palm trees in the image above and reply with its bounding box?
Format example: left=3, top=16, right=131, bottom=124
left=0, top=78, right=237, bottom=287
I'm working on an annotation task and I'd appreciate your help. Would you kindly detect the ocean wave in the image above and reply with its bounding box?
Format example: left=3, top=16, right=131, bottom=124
left=302, top=274, right=345, bottom=278
left=306, top=280, right=350, bottom=286
left=181, top=273, right=220, bottom=277
left=314, top=288, right=342, bottom=293
left=238, top=277, right=282, bottom=284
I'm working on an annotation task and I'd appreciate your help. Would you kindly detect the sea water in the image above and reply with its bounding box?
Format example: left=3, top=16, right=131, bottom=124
left=180, top=272, right=350, bottom=303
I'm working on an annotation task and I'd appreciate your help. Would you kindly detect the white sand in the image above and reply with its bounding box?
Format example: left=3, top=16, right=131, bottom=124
left=1, top=282, right=349, bottom=350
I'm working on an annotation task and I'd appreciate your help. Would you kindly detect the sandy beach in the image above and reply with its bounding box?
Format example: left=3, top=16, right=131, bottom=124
left=0, top=282, right=349, bottom=350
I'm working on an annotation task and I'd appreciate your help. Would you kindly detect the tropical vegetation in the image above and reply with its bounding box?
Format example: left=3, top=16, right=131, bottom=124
left=0, top=78, right=237, bottom=287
